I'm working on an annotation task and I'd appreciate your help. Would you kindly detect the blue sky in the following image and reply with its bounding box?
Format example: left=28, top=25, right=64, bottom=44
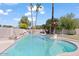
left=54, top=3, right=79, bottom=18
left=0, top=3, right=52, bottom=27
left=1, top=3, right=79, bottom=27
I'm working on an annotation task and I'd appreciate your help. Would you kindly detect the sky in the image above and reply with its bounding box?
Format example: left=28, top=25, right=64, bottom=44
left=0, top=3, right=52, bottom=27
left=54, top=3, right=79, bottom=18
left=1, top=3, right=79, bottom=27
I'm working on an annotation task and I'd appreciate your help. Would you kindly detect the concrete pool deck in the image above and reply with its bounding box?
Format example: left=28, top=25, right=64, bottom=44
left=0, top=28, right=29, bottom=54
left=0, top=40, right=15, bottom=53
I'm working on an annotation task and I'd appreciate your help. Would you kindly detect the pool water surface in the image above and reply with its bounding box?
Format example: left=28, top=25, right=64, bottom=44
left=1, top=34, right=77, bottom=56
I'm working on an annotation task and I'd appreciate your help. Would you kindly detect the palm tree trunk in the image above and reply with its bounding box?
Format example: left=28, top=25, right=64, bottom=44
left=30, top=3, right=33, bottom=33
left=52, top=3, right=54, bottom=20
left=35, top=4, right=41, bottom=31
left=31, top=7, right=33, bottom=28
left=50, top=3, right=54, bottom=34
left=35, top=11, right=38, bottom=30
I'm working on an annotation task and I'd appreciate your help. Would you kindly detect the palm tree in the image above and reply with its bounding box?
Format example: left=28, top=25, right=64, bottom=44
left=50, top=3, right=54, bottom=34
left=35, top=3, right=41, bottom=29
left=51, top=3, right=58, bottom=34
left=52, top=3, right=54, bottom=21
left=30, top=3, right=33, bottom=29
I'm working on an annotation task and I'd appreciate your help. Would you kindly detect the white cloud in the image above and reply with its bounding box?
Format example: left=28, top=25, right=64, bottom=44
left=3, top=12, right=8, bottom=15
left=6, top=9, right=13, bottom=12
left=13, top=18, right=20, bottom=21
left=28, top=17, right=36, bottom=21
left=0, top=10, right=4, bottom=14
left=0, top=9, right=8, bottom=15
left=0, top=9, right=12, bottom=15
left=40, top=11, right=45, bottom=14
left=25, top=12, right=31, bottom=16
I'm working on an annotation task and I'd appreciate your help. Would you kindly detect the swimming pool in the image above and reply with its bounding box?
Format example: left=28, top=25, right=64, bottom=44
left=1, top=34, right=77, bottom=56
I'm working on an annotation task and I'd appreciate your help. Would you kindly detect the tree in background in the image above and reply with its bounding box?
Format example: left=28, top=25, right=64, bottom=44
left=59, top=13, right=77, bottom=35
left=42, top=18, right=58, bottom=34
left=0, top=25, right=1, bottom=27
left=19, top=16, right=30, bottom=29
left=0, top=24, right=13, bottom=28
left=42, top=13, right=79, bottom=35
left=60, top=13, right=77, bottom=30
left=41, top=24, right=46, bottom=29
left=75, top=18, right=79, bottom=28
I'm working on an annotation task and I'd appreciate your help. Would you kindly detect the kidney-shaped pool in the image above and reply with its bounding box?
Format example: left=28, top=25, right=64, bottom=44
left=0, top=34, right=77, bottom=56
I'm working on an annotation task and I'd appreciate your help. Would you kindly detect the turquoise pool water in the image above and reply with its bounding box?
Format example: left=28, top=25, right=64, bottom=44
left=1, top=34, right=77, bottom=56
